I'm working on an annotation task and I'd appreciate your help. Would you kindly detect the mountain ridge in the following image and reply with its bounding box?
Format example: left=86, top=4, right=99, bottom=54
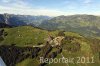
left=0, top=13, right=51, bottom=27
left=39, top=14, right=100, bottom=37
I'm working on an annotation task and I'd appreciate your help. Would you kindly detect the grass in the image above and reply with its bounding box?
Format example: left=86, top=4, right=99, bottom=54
left=0, top=26, right=100, bottom=66
left=16, top=58, right=40, bottom=66
left=1, top=26, right=84, bottom=46
left=1, top=26, right=49, bottom=46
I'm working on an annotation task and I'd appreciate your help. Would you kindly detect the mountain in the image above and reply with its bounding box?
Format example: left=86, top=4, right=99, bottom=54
left=0, top=14, right=100, bottom=37
left=0, top=26, right=100, bottom=66
left=0, top=14, right=100, bottom=66
left=0, top=26, right=49, bottom=46
left=1, top=14, right=100, bottom=37
left=0, top=23, right=11, bottom=28
left=0, top=26, right=84, bottom=46
left=39, top=15, right=100, bottom=37
left=0, top=13, right=51, bottom=27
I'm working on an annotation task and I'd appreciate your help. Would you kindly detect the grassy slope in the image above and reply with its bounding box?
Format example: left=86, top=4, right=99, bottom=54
left=1, top=26, right=49, bottom=46
left=46, top=31, right=100, bottom=66
left=0, top=26, right=100, bottom=66
left=16, top=58, right=40, bottom=66
left=0, top=26, right=83, bottom=46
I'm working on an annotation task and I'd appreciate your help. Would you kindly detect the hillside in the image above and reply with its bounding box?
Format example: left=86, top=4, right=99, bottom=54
left=0, top=26, right=86, bottom=46
left=0, top=26, right=49, bottom=46
left=0, top=26, right=100, bottom=66
left=39, top=15, right=100, bottom=37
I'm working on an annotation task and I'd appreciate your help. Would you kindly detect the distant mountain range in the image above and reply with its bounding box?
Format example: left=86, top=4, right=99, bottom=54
left=0, top=14, right=51, bottom=27
left=39, top=15, right=100, bottom=37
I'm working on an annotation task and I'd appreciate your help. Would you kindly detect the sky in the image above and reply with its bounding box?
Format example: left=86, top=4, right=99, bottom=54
left=0, top=0, right=100, bottom=16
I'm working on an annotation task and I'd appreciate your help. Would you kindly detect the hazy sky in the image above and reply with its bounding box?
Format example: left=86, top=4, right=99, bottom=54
left=0, top=0, right=100, bottom=16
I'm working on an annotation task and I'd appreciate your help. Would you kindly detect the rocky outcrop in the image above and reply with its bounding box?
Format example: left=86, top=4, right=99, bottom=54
left=45, top=36, right=65, bottom=46
left=53, top=36, right=65, bottom=46
left=0, top=45, right=41, bottom=66
left=0, top=29, right=4, bottom=42
left=40, top=43, right=52, bottom=58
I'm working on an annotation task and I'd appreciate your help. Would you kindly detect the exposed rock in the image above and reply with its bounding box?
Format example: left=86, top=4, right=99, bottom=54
left=0, top=45, right=40, bottom=66
left=0, top=29, right=4, bottom=36
left=53, top=36, right=65, bottom=46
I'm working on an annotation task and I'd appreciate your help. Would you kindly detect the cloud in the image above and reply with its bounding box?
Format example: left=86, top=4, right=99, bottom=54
left=83, top=0, right=92, bottom=4
left=1, top=0, right=11, bottom=3
left=1, top=0, right=30, bottom=9
left=0, top=3, right=98, bottom=16
left=0, top=5, right=72, bottom=16
left=0, top=0, right=99, bottom=16
left=0, top=0, right=74, bottom=16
